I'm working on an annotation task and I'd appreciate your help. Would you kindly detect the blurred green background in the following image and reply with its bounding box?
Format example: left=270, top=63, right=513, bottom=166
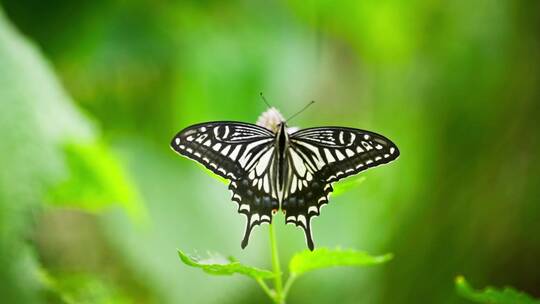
left=1, top=0, right=539, bottom=303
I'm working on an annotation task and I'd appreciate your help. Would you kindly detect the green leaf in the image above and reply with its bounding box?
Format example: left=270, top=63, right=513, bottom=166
left=455, top=276, right=540, bottom=304
left=178, top=250, right=274, bottom=280
left=0, top=7, right=146, bottom=302
left=289, top=248, right=393, bottom=277
left=0, top=7, right=95, bottom=302
left=37, top=269, right=132, bottom=304
left=46, top=141, right=146, bottom=221
left=333, top=176, right=366, bottom=196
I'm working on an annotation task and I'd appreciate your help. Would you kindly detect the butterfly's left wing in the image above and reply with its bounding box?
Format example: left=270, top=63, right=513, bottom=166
left=284, top=127, right=400, bottom=250
left=170, top=122, right=279, bottom=248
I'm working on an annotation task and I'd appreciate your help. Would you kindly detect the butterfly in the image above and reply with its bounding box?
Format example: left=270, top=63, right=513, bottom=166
left=170, top=107, right=399, bottom=250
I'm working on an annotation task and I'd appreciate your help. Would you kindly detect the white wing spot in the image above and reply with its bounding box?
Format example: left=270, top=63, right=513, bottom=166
left=186, top=136, right=194, bottom=141
left=390, top=147, right=396, bottom=154
left=362, top=141, right=373, bottom=151
left=263, top=175, right=270, bottom=193
left=203, top=140, right=212, bottom=147
left=200, top=127, right=207, bottom=132
left=363, top=134, right=370, bottom=140
left=195, top=134, right=207, bottom=143
left=335, top=150, right=345, bottom=161
left=212, top=143, right=222, bottom=151
left=229, top=145, right=241, bottom=161
left=221, top=145, right=231, bottom=156
left=175, top=138, right=180, bottom=145
left=250, top=214, right=260, bottom=224
left=223, top=126, right=230, bottom=138
left=290, top=149, right=306, bottom=176
left=349, top=133, right=356, bottom=145
left=324, top=149, right=335, bottom=163
left=375, top=144, right=383, bottom=150
left=297, top=215, right=307, bottom=227
left=356, top=146, right=364, bottom=153
left=345, top=148, right=354, bottom=157
left=308, top=206, right=318, bottom=214
left=255, top=148, right=273, bottom=176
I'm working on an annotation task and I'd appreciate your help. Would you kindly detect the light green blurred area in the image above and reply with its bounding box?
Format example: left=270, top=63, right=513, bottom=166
left=0, top=0, right=539, bottom=303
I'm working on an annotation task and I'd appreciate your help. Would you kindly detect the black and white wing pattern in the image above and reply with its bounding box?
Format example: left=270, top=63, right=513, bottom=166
left=170, top=122, right=279, bottom=248
left=283, top=127, right=400, bottom=250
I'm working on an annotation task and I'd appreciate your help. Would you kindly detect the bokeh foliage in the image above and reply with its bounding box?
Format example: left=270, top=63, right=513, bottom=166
left=456, top=276, right=540, bottom=304
left=0, top=0, right=539, bottom=303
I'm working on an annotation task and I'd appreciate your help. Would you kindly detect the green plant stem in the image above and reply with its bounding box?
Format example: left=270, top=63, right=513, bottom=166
left=282, top=274, right=296, bottom=299
left=269, top=223, right=284, bottom=304
left=256, top=278, right=275, bottom=300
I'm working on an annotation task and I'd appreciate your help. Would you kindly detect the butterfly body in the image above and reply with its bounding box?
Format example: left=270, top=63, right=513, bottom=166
left=171, top=110, right=399, bottom=250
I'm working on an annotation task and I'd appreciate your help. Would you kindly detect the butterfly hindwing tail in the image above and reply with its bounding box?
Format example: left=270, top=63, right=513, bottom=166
left=229, top=179, right=278, bottom=249
left=282, top=180, right=333, bottom=251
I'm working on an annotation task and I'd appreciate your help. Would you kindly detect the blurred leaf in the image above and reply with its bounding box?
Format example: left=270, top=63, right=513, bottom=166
left=455, top=276, right=540, bottom=304
left=38, top=269, right=132, bottom=304
left=0, top=6, right=144, bottom=302
left=178, top=250, right=274, bottom=280
left=0, top=7, right=94, bottom=302
left=47, top=141, right=146, bottom=221
left=289, top=248, right=392, bottom=277
left=333, top=176, right=366, bottom=196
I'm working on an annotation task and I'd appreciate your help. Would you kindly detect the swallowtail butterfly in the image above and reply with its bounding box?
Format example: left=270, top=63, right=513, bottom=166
left=170, top=107, right=399, bottom=250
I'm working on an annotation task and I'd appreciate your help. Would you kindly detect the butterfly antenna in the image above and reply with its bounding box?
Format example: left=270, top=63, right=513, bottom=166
left=259, top=92, right=272, bottom=108
left=286, top=100, right=315, bottom=122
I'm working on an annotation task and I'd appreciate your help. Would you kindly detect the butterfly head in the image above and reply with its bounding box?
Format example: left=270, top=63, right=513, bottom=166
left=256, top=107, right=285, bottom=132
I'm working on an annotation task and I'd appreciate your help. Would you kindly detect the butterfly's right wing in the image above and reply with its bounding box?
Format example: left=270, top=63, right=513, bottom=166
left=170, top=122, right=279, bottom=248
left=284, top=127, right=400, bottom=250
